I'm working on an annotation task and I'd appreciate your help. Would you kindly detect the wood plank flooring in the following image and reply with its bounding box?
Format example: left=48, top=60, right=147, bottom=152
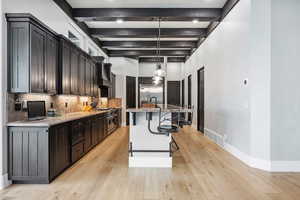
left=1, top=126, right=300, bottom=200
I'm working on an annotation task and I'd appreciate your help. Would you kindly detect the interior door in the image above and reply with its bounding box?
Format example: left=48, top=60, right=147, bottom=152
left=167, top=81, right=181, bottom=106
left=181, top=79, right=185, bottom=107
left=126, top=76, right=136, bottom=125
left=188, top=75, right=192, bottom=122
left=197, top=68, right=205, bottom=133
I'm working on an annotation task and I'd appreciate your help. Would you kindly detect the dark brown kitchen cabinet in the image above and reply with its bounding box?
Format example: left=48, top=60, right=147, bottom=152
left=6, top=14, right=58, bottom=94
left=8, top=112, right=116, bottom=184
left=8, top=124, right=70, bottom=184
left=70, top=48, right=80, bottom=95
left=45, top=34, right=58, bottom=94
left=49, top=124, right=71, bottom=181
left=85, top=60, right=92, bottom=96
left=79, top=55, right=86, bottom=96
left=30, top=24, right=46, bottom=93
left=91, top=118, right=98, bottom=147
left=92, top=63, right=99, bottom=97
left=84, top=119, right=93, bottom=153
left=59, top=39, right=71, bottom=95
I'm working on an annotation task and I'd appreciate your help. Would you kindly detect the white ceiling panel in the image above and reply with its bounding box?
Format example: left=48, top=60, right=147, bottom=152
left=67, top=0, right=227, bottom=8
left=105, top=47, right=191, bottom=50
left=99, top=37, right=200, bottom=41
left=85, top=21, right=210, bottom=29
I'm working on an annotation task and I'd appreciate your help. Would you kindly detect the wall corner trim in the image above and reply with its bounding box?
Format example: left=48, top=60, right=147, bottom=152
left=0, top=173, right=12, bottom=190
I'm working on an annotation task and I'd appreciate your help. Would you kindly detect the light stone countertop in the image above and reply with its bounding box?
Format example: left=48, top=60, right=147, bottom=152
left=126, top=105, right=193, bottom=113
left=7, top=111, right=109, bottom=128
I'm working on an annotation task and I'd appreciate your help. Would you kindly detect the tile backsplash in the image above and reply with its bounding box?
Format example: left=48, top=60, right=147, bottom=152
left=7, top=93, right=98, bottom=122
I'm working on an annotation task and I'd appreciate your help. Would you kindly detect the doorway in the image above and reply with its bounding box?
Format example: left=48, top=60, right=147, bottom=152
left=197, top=68, right=204, bottom=133
left=188, top=75, right=192, bottom=122
left=181, top=79, right=185, bottom=107
left=126, top=76, right=136, bottom=125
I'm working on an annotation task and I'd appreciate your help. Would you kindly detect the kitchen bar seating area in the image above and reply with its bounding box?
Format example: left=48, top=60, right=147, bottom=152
left=1, top=0, right=300, bottom=200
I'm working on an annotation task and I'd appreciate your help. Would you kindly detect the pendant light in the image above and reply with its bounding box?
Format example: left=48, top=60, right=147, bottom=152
left=153, top=18, right=166, bottom=84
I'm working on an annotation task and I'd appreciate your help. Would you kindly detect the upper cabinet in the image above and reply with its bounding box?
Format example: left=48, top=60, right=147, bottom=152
left=6, top=13, right=99, bottom=97
left=6, top=14, right=58, bottom=94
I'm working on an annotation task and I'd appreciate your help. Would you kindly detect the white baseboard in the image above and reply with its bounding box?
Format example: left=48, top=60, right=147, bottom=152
left=224, top=143, right=271, bottom=171
left=0, top=173, right=11, bottom=190
left=202, top=127, right=300, bottom=172
left=271, top=161, right=300, bottom=172
left=204, top=128, right=224, bottom=147
left=129, top=157, right=172, bottom=168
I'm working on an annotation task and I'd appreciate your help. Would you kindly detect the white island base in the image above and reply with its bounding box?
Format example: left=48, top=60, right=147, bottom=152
left=128, top=112, right=172, bottom=168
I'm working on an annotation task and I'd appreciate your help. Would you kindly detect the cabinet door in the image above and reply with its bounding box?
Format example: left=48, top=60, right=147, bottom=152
left=97, top=117, right=103, bottom=142
left=49, top=124, right=70, bottom=180
left=78, top=55, right=86, bottom=96
left=85, top=60, right=92, bottom=96
left=91, top=118, right=98, bottom=147
left=61, top=41, right=71, bottom=94
left=84, top=119, right=93, bottom=153
left=70, top=48, right=79, bottom=95
left=45, top=34, right=58, bottom=94
left=30, top=24, right=46, bottom=93
left=92, top=63, right=98, bottom=97
left=111, top=73, right=116, bottom=98
left=8, top=22, right=30, bottom=93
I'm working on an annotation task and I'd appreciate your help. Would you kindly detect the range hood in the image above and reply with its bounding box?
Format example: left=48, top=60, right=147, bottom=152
left=94, top=56, right=112, bottom=88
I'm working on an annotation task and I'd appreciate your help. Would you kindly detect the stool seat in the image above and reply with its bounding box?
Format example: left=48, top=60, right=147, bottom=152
left=158, top=125, right=179, bottom=133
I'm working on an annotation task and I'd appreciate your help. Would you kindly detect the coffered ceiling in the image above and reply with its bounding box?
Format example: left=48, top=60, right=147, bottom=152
left=55, top=0, right=239, bottom=62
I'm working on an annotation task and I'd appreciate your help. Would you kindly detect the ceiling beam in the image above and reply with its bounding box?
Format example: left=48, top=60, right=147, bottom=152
left=167, top=57, right=186, bottom=63
left=102, top=41, right=197, bottom=48
left=139, top=57, right=164, bottom=63
left=73, top=8, right=222, bottom=22
left=108, top=50, right=190, bottom=57
left=91, top=28, right=207, bottom=38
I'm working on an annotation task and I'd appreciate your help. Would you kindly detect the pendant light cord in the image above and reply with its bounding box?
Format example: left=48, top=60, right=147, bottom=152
left=156, top=18, right=161, bottom=66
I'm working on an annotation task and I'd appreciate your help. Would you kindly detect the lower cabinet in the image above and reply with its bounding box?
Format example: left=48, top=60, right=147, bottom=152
left=8, top=112, right=113, bottom=184
left=50, top=124, right=71, bottom=181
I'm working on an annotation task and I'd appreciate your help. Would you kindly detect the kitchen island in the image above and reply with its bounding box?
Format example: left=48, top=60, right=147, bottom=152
left=127, top=105, right=193, bottom=168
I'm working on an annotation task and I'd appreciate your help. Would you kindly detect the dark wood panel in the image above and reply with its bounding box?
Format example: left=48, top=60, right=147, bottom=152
left=167, top=81, right=181, bottom=106
left=45, top=34, right=58, bottom=94
left=181, top=79, right=185, bottom=107
left=70, top=48, right=79, bottom=95
left=8, top=22, right=30, bottom=93
left=79, top=54, right=86, bottom=95
left=30, top=24, right=45, bottom=93
left=60, top=40, right=71, bottom=94
left=126, top=76, right=136, bottom=125
left=9, top=127, right=49, bottom=183
left=188, top=75, right=192, bottom=122
left=197, top=68, right=205, bottom=132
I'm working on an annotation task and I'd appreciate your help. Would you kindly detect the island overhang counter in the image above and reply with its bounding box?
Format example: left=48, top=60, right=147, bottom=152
left=126, top=106, right=193, bottom=168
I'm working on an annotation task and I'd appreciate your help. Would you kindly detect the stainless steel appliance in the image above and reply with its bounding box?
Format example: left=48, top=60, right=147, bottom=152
left=139, top=84, right=163, bottom=107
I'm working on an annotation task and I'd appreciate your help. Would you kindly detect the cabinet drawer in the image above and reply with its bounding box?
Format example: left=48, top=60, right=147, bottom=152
left=71, top=142, right=84, bottom=163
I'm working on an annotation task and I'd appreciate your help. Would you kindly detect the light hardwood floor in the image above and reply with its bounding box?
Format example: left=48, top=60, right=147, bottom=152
left=1, top=126, right=300, bottom=200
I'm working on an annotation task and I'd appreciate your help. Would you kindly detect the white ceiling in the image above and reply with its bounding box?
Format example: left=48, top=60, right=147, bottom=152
left=105, top=47, right=191, bottom=50
left=99, top=37, right=200, bottom=41
left=67, top=0, right=227, bottom=8
left=85, top=21, right=210, bottom=29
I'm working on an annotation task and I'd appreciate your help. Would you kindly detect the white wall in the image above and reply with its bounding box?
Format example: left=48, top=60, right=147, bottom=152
left=271, top=0, right=300, bottom=161
left=110, top=57, right=139, bottom=126
left=184, top=0, right=252, bottom=155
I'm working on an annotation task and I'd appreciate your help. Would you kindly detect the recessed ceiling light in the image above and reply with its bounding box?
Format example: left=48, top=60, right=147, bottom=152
left=116, top=19, right=124, bottom=23
left=192, top=19, right=199, bottom=24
